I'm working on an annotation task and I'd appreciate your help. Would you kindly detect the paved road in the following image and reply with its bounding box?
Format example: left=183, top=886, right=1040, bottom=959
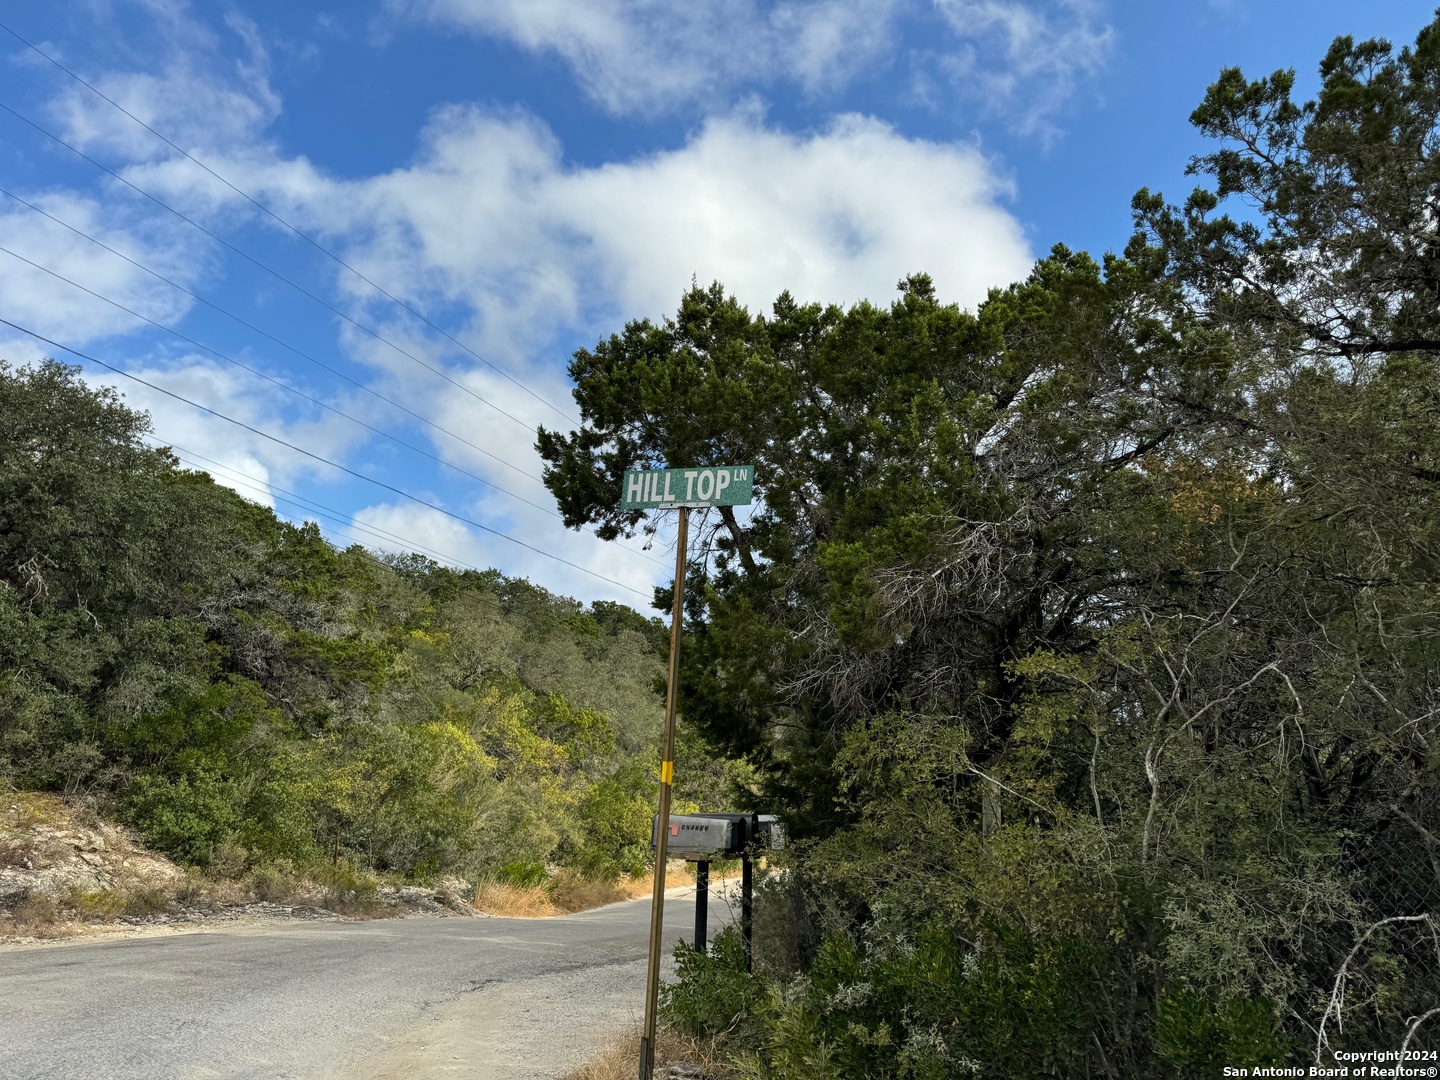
left=0, top=885, right=735, bottom=1080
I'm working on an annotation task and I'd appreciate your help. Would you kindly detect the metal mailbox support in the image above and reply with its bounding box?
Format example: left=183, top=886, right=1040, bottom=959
left=694, top=859, right=709, bottom=954
left=741, top=836, right=753, bottom=971
left=651, top=812, right=784, bottom=969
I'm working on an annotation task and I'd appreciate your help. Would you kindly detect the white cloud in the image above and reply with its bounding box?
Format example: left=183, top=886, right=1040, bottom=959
left=46, top=8, right=280, bottom=167
left=82, top=354, right=371, bottom=498
left=4, top=7, right=1040, bottom=603
left=400, top=0, right=905, bottom=114
left=401, top=0, right=1112, bottom=127
left=930, top=0, right=1113, bottom=135
left=324, top=105, right=1032, bottom=343
left=0, top=192, right=200, bottom=345
left=353, top=499, right=658, bottom=604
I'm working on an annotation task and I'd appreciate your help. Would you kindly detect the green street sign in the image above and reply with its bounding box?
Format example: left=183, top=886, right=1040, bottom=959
left=621, top=465, right=754, bottom=510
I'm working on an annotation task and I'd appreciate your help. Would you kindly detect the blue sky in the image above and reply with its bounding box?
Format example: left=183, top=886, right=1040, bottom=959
left=0, top=0, right=1433, bottom=607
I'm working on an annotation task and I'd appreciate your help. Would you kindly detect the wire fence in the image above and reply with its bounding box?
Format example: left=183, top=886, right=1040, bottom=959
left=1317, top=809, right=1440, bottom=1062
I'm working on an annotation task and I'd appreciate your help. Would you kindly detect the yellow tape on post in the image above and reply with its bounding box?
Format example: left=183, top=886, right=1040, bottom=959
left=661, top=760, right=674, bottom=785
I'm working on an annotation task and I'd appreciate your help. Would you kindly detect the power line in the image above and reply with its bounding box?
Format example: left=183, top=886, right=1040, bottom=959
left=0, top=184, right=544, bottom=485
left=151, top=438, right=488, bottom=571
left=1, top=318, right=651, bottom=601
left=0, top=17, right=580, bottom=427
left=0, top=97, right=544, bottom=437
left=169, top=451, right=473, bottom=567
left=0, top=243, right=566, bottom=518
left=162, top=439, right=482, bottom=568
left=0, top=197, right=665, bottom=566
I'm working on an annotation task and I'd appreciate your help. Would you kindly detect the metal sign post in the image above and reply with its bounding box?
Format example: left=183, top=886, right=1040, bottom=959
left=639, top=503, right=687, bottom=1080
left=627, top=465, right=753, bottom=1080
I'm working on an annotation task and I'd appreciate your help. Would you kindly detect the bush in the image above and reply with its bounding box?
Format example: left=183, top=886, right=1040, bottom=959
left=1156, top=989, right=1290, bottom=1075
left=311, top=860, right=381, bottom=912
left=250, top=859, right=300, bottom=903
left=500, top=861, right=549, bottom=888
left=570, top=764, right=654, bottom=881
left=663, top=928, right=769, bottom=1041
left=208, top=838, right=249, bottom=879
left=665, top=921, right=1112, bottom=1079
left=122, top=770, right=242, bottom=866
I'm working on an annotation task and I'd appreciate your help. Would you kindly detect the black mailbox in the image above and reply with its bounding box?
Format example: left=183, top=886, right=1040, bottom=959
left=651, top=811, right=783, bottom=970
left=652, top=812, right=785, bottom=860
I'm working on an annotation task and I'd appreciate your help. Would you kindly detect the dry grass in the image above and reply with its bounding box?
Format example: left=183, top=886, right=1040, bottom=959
left=0, top=834, right=35, bottom=870
left=472, top=863, right=726, bottom=918
left=560, top=1025, right=725, bottom=1080
left=0, top=867, right=411, bottom=941
left=3, top=791, right=66, bottom=830
left=0, top=894, right=76, bottom=939
left=472, top=880, right=564, bottom=917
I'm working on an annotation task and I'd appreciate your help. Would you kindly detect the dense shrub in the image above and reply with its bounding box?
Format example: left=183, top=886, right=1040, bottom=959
left=0, top=359, right=736, bottom=885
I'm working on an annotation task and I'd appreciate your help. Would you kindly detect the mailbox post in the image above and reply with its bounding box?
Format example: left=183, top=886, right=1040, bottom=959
left=694, top=860, right=710, bottom=954
left=624, top=466, right=754, bottom=1080
left=650, top=812, right=786, bottom=971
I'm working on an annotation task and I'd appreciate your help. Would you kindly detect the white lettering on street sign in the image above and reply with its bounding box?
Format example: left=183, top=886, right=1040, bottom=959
left=620, top=465, right=754, bottom=510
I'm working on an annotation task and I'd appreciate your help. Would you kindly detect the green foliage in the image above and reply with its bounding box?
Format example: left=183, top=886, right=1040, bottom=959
left=1156, top=990, right=1289, bottom=1076
left=0, top=360, right=708, bottom=888
left=571, top=762, right=655, bottom=879
left=669, top=923, right=1108, bottom=1079
left=545, top=11, right=1440, bottom=1075
left=663, top=928, right=770, bottom=1040
left=498, top=861, right=548, bottom=888
left=115, top=677, right=317, bottom=865
left=123, top=771, right=244, bottom=867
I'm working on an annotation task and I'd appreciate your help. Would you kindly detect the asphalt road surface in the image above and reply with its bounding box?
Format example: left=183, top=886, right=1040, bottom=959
left=0, top=884, right=735, bottom=1080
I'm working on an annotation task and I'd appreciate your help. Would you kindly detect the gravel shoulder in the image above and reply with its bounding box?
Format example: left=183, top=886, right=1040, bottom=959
left=338, top=954, right=664, bottom=1080
left=344, top=880, right=743, bottom=1080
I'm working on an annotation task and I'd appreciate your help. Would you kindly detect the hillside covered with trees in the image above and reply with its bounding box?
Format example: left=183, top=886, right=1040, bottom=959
left=540, top=16, right=1440, bottom=1076
left=0, top=358, right=732, bottom=888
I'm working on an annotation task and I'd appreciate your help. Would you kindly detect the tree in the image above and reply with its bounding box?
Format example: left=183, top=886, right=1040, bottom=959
left=1133, top=19, right=1440, bottom=363
left=0, top=359, right=688, bottom=886
left=543, top=15, right=1440, bottom=1071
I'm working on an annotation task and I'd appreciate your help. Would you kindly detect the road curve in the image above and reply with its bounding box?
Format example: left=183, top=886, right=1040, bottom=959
left=0, top=885, right=734, bottom=1080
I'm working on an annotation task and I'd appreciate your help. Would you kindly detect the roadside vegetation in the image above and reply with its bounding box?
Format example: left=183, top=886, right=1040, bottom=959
left=0, top=361, right=745, bottom=932
left=550, top=16, right=1440, bottom=1078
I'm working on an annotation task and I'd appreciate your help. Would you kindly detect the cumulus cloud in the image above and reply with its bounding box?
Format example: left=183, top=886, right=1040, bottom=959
left=323, top=105, right=1033, bottom=343
left=0, top=191, right=200, bottom=346
left=401, top=0, right=1112, bottom=128
left=80, top=353, right=373, bottom=504
left=3, top=5, right=1042, bottom=600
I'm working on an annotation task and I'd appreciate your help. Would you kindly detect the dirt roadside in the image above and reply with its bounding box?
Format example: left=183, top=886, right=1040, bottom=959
left=335, top=879, right=742, bottom=1080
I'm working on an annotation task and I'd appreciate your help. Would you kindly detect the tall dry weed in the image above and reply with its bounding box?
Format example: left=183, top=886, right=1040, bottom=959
left=473, top=864, right=706, bottom=918
left=561, top=1025, right=723, bottom=1080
